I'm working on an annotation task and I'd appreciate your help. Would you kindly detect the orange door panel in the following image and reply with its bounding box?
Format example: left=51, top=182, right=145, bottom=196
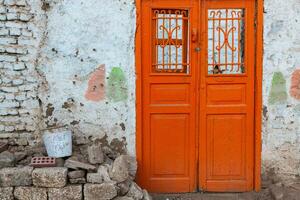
left=199, top=0, right=255, bottom=192
left=139, top=0, right=199, bottom=193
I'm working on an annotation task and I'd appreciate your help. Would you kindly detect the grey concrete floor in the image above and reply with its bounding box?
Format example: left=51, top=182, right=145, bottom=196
left=151, top=189, right=272, bottom=200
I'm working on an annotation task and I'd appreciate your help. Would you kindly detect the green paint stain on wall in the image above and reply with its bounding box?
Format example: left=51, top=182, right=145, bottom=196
left=107, top=67, right=128, bottom=102
left=269, top=72, right=287, bottom=104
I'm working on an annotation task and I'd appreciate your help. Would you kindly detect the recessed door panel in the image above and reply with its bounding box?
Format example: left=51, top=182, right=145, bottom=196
left=151, top=114, right=189, bottom=176
left=207, top=84, right=246, bottom=105
left=150, top=84, right=190, bottom=105
left=207, top=115, right=246, bottom=179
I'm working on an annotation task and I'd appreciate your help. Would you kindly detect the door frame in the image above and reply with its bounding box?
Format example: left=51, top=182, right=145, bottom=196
left=135, top=0, right=263, bottom=192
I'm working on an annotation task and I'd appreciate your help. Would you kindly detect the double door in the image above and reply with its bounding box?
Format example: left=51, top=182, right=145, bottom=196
left=139, top=0, right=255, bottom=192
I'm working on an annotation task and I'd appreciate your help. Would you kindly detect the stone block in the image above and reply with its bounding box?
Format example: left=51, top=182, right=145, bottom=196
left=98, top=165, right=112, bottom=182
left=111, top=155, right=130, bottom=183
left=117, top=179, right=131, bottom=196
left=14, top=152, right=27, bottom=162
left=0, top=166, right=33, bottom=186
left=87, top=165, right=112, bottom=184
left=269, top=184, right=285, bottom=200
left=87, top=172, right=103, bottom=184
left=127, top=182, right=144, bottom=200
left=68, top=170, right=85, bottom=179
left=48, top=185, right=82, bottom=200
left=0, top=151, right=15, bottom=168
left=6, top=13, right=18, bottom=20
left=69, top=177, right=86, bottom=184
left=65, top=158, right=96, bottom=171
left=15, top=0, right=27, bottom=6
left=88, top=143, right=104, bottom=164
left=0, top=142, right=8, bottom=153
left=0, top=187, right=13, bottom=200
left=3, top=0, right=16, bottom=6
left=84, top=183, right=117, bottom=200
left=32, top=167, right=67, bottom=188
left=14, top=187, right=47, bottom=200
left=115, top=197, right=134, bottom=200
left=19, top=13, right=31, bottom=21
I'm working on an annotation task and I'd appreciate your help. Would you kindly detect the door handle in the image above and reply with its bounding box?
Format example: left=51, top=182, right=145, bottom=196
left=191, top=28, right=198, bottom=43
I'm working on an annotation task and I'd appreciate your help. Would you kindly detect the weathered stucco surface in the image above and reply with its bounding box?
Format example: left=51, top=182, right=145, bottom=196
left=37, top=0, right=136, bottom=154
left=262, top=0, right=300, bottom=178
left=0, top=0, right=300, bottom=180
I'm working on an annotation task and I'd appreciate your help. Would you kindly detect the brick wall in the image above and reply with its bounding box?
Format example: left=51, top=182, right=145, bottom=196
left=0, top=0, right=45, bottom=146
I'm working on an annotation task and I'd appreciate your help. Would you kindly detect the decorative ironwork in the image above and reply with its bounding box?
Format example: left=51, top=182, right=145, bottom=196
left=208, top=9, right=245, bottom=74
left=152, top=9, right=189, bottom=73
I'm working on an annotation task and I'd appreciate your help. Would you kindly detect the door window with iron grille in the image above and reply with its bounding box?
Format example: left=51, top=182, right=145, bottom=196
left=208, top=9, right=245, bottom=75
left=152, top=9, right=189, bottom=74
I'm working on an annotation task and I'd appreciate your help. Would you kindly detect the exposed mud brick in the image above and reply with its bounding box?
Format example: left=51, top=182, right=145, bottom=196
left=0, top=187, right=13, bottom=200
left=48, top=185, right=82, bottom=200
left=0, top=166, right=33, bottom=186
left=14, top=187, right=47, bottom=200
left=0, top=151, right=15, bottom=168
left=127, top=182, right=144, bottom=200
left=32, top=167, right=67, bottom=188
left=88, top=143, right=104, bottom=164
left=68, top=170, right=85, bottom=179
left=65, top=158, right=96, bottom=171
left=111, top=155, right=131, bottom=183
left=70, top=177, right=86, bottom=184
left=84, top=183, right=118, bottom=200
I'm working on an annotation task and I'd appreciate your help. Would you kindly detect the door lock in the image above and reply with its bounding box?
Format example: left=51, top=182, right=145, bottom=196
left=195, top=47, right=201, bottom=52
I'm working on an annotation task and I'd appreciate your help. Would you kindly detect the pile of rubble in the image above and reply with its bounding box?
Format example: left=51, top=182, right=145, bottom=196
left=0, top=139, right=151, bottom=200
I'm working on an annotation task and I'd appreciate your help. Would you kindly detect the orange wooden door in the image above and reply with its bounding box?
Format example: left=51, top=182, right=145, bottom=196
left=199, top=0, right=255, bottom=192
left=139, top=0, right=256, bottom=193
left=140, top=0, right=199, bottom=193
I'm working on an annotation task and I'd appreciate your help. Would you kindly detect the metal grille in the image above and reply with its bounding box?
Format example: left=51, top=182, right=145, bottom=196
left=152, top=9, right=189, bottom=73
left=208, top=9, right=245, bottom=75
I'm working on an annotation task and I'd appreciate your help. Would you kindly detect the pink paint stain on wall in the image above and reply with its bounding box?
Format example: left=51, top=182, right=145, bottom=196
left=290, top=69, right=300, bottom=100
left=85, top=64, right=106, bottom=102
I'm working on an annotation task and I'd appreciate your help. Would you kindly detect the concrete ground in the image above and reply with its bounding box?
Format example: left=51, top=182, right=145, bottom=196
left=152, top=190, right=271, bottom=200
left=151, top=183, right=300, bottom=200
